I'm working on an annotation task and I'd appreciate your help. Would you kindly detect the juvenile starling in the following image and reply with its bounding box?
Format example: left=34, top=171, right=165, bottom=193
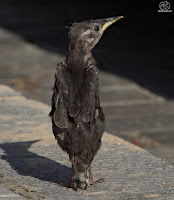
left=49, top=16, right=123, bottom=190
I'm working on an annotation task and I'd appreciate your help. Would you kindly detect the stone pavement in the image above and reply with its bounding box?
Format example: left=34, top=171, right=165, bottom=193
left=0, top=84, right=174, bottom=200
left=0, top=186, right=27, bottom=200
left=1, top=26, right=174, bottom=163
left=0, top=187, right=26, bottom=200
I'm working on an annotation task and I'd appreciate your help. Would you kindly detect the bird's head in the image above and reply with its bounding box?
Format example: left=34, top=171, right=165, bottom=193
left=68, top=16, right=123, bottom=53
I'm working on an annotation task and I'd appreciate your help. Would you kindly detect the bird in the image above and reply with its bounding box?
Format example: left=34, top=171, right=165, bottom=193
left=49, top=16, right=123, bottom=190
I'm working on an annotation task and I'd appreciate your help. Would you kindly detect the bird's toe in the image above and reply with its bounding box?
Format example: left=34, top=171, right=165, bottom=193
left=77, top=180, right=88, bottom=190
left=90, top=178, right=104, bottom=185
left=69, top=181, right=78, bottom=191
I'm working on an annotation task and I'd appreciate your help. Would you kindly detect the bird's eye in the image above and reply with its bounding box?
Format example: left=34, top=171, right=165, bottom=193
left=94, top=25, right=100, bottom=31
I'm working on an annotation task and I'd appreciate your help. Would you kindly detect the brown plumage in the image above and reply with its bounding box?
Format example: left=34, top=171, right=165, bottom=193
left=49, top=16, right=123, bottom=190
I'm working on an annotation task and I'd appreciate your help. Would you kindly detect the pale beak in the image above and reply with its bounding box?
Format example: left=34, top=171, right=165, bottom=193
left=101, top=16, right=124, bottom=32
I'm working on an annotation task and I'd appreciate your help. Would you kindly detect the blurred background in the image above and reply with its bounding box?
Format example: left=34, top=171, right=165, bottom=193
left=0, top=0, right=174, bottom=162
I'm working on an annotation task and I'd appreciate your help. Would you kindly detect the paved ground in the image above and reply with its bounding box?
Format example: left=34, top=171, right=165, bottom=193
left=0, top=84, right=174, bottom=200
left=0, top=186, right=27, bottom=200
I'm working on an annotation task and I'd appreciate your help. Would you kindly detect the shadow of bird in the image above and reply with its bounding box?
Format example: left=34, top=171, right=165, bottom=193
left=0, top=140, right=70, bottom=185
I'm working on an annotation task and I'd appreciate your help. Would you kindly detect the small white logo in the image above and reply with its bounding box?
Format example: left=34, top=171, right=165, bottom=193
left=158, top=1, right=172, bottom=12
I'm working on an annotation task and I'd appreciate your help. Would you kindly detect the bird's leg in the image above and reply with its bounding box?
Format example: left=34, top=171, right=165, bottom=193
left=84, top=170, right=90, bottom=189
left=88, top=166, right=93, bottom=184
left=77, top=169, right=90, bottom=190
left=78, top=167, right=103, bottom=189
left=69, top=162, right=78, bottom=191
left=88, top=166, right=104, bottom=185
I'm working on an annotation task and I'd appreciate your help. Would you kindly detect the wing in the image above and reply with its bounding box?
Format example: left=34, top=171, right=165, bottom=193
left=49, top=62, right=72, bottom=129
left=54, top=93, right=69, bottom=128
left=50, top=62, right=101, bottom=130
left=81, top=66, right=100, bottom=122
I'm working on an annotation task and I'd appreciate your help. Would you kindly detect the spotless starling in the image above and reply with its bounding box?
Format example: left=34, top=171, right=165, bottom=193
left=49, top=16, right=123, bottom=190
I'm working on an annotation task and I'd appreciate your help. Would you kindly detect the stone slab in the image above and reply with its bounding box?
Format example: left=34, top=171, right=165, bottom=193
left=100, top=89, right=152, bottom=102
left=106, top=115, right=174, bottom=133
left=0, top=186, right=27, bottom=199
left=103, top=103, right=174, bottom=117
left=145, top=146, right=174, bottom=163
left=142, top=130, right=174, bottom=145
left=102, top=103, right=174, bottom=134
left=0, top=84, right=21, bottom=97
left=99, top=72, right=133, bottom=86
left=0, top=85, right=174, bottom=200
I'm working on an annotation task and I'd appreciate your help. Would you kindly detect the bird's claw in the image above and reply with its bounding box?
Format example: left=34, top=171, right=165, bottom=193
left=69, top=178, right=104, bottom=191
left=68, top=181, right=78, bottom=191
left=90, top=178, right=104, bottom=185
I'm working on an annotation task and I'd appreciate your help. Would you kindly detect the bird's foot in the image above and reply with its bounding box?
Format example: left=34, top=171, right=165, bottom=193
left=68, top=180, right=78, bottom=191
left=77, top=178, right=104, bottom=190
left=68, top=178, right=103, bottom=191
left=90, top=178, right=104, bottom=185
left=77, top=180, right=88, bottom=190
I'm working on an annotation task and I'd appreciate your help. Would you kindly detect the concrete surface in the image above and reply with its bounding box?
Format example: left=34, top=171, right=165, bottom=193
left=0, top=85, right=174, bottom=200
left=0, top=186, right=27, bottom=200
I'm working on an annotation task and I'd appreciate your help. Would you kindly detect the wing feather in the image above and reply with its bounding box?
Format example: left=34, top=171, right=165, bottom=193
left=81, top=66, right=99, bottom=122
left=54, top=93, right=70, bottom=128
left=50, top=62, right=71, bottom=129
